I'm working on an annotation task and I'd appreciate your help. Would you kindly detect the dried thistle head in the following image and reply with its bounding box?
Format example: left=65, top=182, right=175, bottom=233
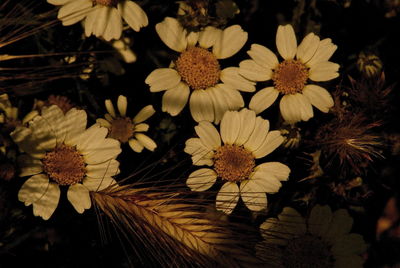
left=357, top=52, right=383, bottom=78
left=315, top=113, right=382, bottom=176
left=177, top=0, right=239, bottom=32
left=280, top=123, right=301, bottom=149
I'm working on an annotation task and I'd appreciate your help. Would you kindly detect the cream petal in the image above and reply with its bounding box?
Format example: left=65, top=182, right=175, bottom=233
left=276, top=24, right=297, bottom=60
left=259, top=218, right=291, bottom=245
left=213, top=25, right=247, bottom=59
left=187, top=168, right=217, bottom=192
left=155, top=17, right=187, bottom=52
left=247, top=44, right=279, bottom=69
left=83, top=176, right=117, bottom=192
left=189, top=89, right=215, bottom=122
left=325, top=209, right=354, bottom=242
left=58, top=0, right=92, bottom=26
left=84, top=7, right=97, bottom=37
left=48, top=0, right=73, bottom=5
left=32, top=182, right=60, bottom=220
left=252, top=130, right=284, bottom=158
left=105, top=99, right=116, bottom=118
left=186, top=31, right=199, bottom=47
left=128, top=139, right=144, bottom=153
left=102, top=7, right=122, bottom=41
left=207, top=86, right=230, bottom=125
left=145, top=68, right=181, bottom=92
left=220, top=111, right=241, bottom=145
left=220, top=67, right=256, bottom=92
left=302, top=84, right=334, bottom=113
left=334, top=255, right=364, bottom=268
left=118, top=0, right=148, bottom=32
left=309, top=61, right=340, bottom=81
left=249, top=87, right=280, bottom=114
left=243, top=117, right=270, bottom=152
left=67, top=183, right=91, bottom=214
left=239, top=59, right=272, bottom=81
left=216, top=182, right=240, bottom=214
left=134, top=123, right=149, bottom=132
left=135, top=133, right=157, bottom=151
left=235, top=108, right=256, bottom=145
left=307, top=38, right=337, bottom=67
left=308, top=205, right=332, bottom=237
left=248, top=172, right=282, bottom=193
left=277, top=207, right=307, bottom=236
left=198, top=26, right=222, bottom=48
left=64, top=108, right=87, bottom=146
left=279, top=94, right=313, bottom=123
left=217, top=84, right=244, bottom=112
left=92, top=6, right=109, bottom=37
left=133, top=105, right=155, bottom=124
left=254, top=162, right=290, bottom=181
left=195, top=121, right=221, bottom=150
left=41, top=105, right=66, bottom=146
left=296, top=32, right=320, bottom=63
left=96, top=118, right=111, bottom=128
left=162, top=82, right=190, bottom=116
left=184, top=138, right=214, bottom=166
left=29, top=115, right=57, bottom=151
left=10, top=126, right=45, bottom=159
left=22, top=110, right=39, bottom=125
left=18, top=154, right=43, bottom=177
left=84, top=138, right=121, bottom=165
left=86, top=159, right=120, bottom=179
left=240, top=180, right=268, bottom=211
left=76, top=125, right=108, bottom=155
left=18, top=174, right=49, bottom=206
left=331, top=234, right=367, bottom=257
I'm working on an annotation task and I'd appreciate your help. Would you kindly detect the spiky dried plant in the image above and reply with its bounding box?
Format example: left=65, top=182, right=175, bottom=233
left=91, top=184, right=259, bottom=267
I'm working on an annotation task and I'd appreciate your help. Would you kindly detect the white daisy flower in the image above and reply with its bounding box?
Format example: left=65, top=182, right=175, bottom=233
left=184, top=108, right=290, bottom=214
left=11, top=105, right=121, bottom=220
left=239, top=24, right=339, bottom=123
left=96, top=95, right=157, bottom=153
left=257, top=205, right=367, bottom=267
left=145, top=17, right=254, bottom=124
left=47, top=0, right=148, bottom=41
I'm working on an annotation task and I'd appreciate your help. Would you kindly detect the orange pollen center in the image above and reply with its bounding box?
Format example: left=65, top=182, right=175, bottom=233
left=214, top=144, right=255, bottom=182
left=272, top=59, right=309, bottom=95
left=93, top=0, right=118, bottom=6
left=176, top=46, right=220, bottom=90
left=42, top=144, right=86, bottom=186
left=109, top=117, right=134, bottom=143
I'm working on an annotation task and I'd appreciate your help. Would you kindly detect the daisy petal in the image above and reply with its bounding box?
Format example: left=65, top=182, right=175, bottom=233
left=129, top=139, right=144, bottom=153
left=189, top=89, right=214, bottom=122
left=162, top=82, right=190, bottom=116
left=76, top=125, right=108, bottom=155
left=117, top=95, right=128, bottom=117
left=217, top=84, right=244, bottom=112
left=155, top=17, right=187, bottom=52
left=92, top=6, right=109, bottom=37
left=135, top=133, right=157, bottom=151
left=102, top=7, right=122, bottom=41
left=247, top=44, right=279, bottom=69
left=216, top=182, right=240, bottom=214
left=67, top=183, right=91, bottom=214
left=29, top=115, right=56, bottom=151
left=187, top=168, right=217, bottom=192
left=11, top=126, right=45, bottom=158
left=83, top=176, right=117, bottom=192
left=277, top=207, right=307, bottom=236
left=118, top=1, right=148, bottom=32
left=64, top=108, right=87, bottom=146
left=325, top=209, right=354, bottom=242
left=239, top=60, right=272, bottom=81
left=58, top=0, right=92, bottom=26
left=302, top=84, right=334, bottom=113
left=308, top=205, right=332, bottom=237
left=240, top=180, right=268, bottom=211
left=220, top=67, right=256, bottom=92
left=309, top=61, right=340, bottom=81
left=184, top=138, right=214, bottom=166
left=335, top=255, right=364, bottom=268
left=195, top=121, right=221, bottom=150
left=18, top=155, right=43, bottom=177
left=252, top=130, right=284, bottom=158
left=86, top=159, right=120, bottom=179
left=133, top=105, right=155, bottom=124
left=213, top=25, right=247, bottom=59
left=18, top=174, right=49, bottom=206
left=307, top=38, right=337, bottom=67
left=276, top=24, right=297, bottom=60
left=186, top=31, right=199, bottom=47
left=243, top=117, right=270, bottom=152
left=279, top=94, right=313, bottom=123
left=254, top=162, right=290, bottom=181
left=296, top=32, right=320, bottom=63
left=236, top=108, right=256, bottom=145
left=134, top=123, right=149, bottom=132
left=331, top=234, right=367, bottom=256
left=208, top=86, right=230, bottom=125
left=220, top=111, right=241, bottom=144
left=105, top=99, right=116, bottom=118
left=199, top=26, right=222, bottom=48
left=145, top=68, right=181, bottom=92
left=32, top=182, right=60, bottom=220
left=41, top=105, right=66, bottom=146
left=84, top=138, right=121, bottom=165
left=249, top=87, right=279, bottom=114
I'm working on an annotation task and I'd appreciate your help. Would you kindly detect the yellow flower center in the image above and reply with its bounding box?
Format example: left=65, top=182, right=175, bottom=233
left=272, top=59, right=309, bottom=95
left=176, top=47, right=220, bottom=90
left=109, top=117, right=134, bottom=143
left=42, top=144, right=86, bottom=186
left=93, top=0, right=118, bottom=6
left=213, top=144, right=255, bottom=182
left=283, top=234, right=334, bottom=268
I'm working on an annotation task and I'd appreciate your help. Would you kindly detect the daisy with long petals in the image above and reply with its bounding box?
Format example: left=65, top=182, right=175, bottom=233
left=257, top=205, right=367, bottom=267
left=239, top=24, right=339, bottom=123
left=96, top=95, right=157, bottom=153
left=47, top=0, right=148, bottom=41
left=145, top=17, right=254, bottom=124
left=184, top=108, right=290, bottom=214
left=11, top=105, right=121, bottom=220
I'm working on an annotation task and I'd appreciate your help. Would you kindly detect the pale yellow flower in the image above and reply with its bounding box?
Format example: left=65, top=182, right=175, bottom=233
left=48, top=0, right=148, bottom=41
left=240, top=24, right=339, bottom=123
left=97, top=95, right=157, bottom=153
left=146, top=17, right=254, bottom=124
left=184, top=108, right=289, bottom=214
left=257, top=205, right=367, bottom=267
left=11, top=105, right=121, bottom=220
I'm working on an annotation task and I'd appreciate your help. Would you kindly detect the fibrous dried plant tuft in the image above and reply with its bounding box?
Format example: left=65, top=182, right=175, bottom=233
left=91, top=184, right=258, bottom=267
